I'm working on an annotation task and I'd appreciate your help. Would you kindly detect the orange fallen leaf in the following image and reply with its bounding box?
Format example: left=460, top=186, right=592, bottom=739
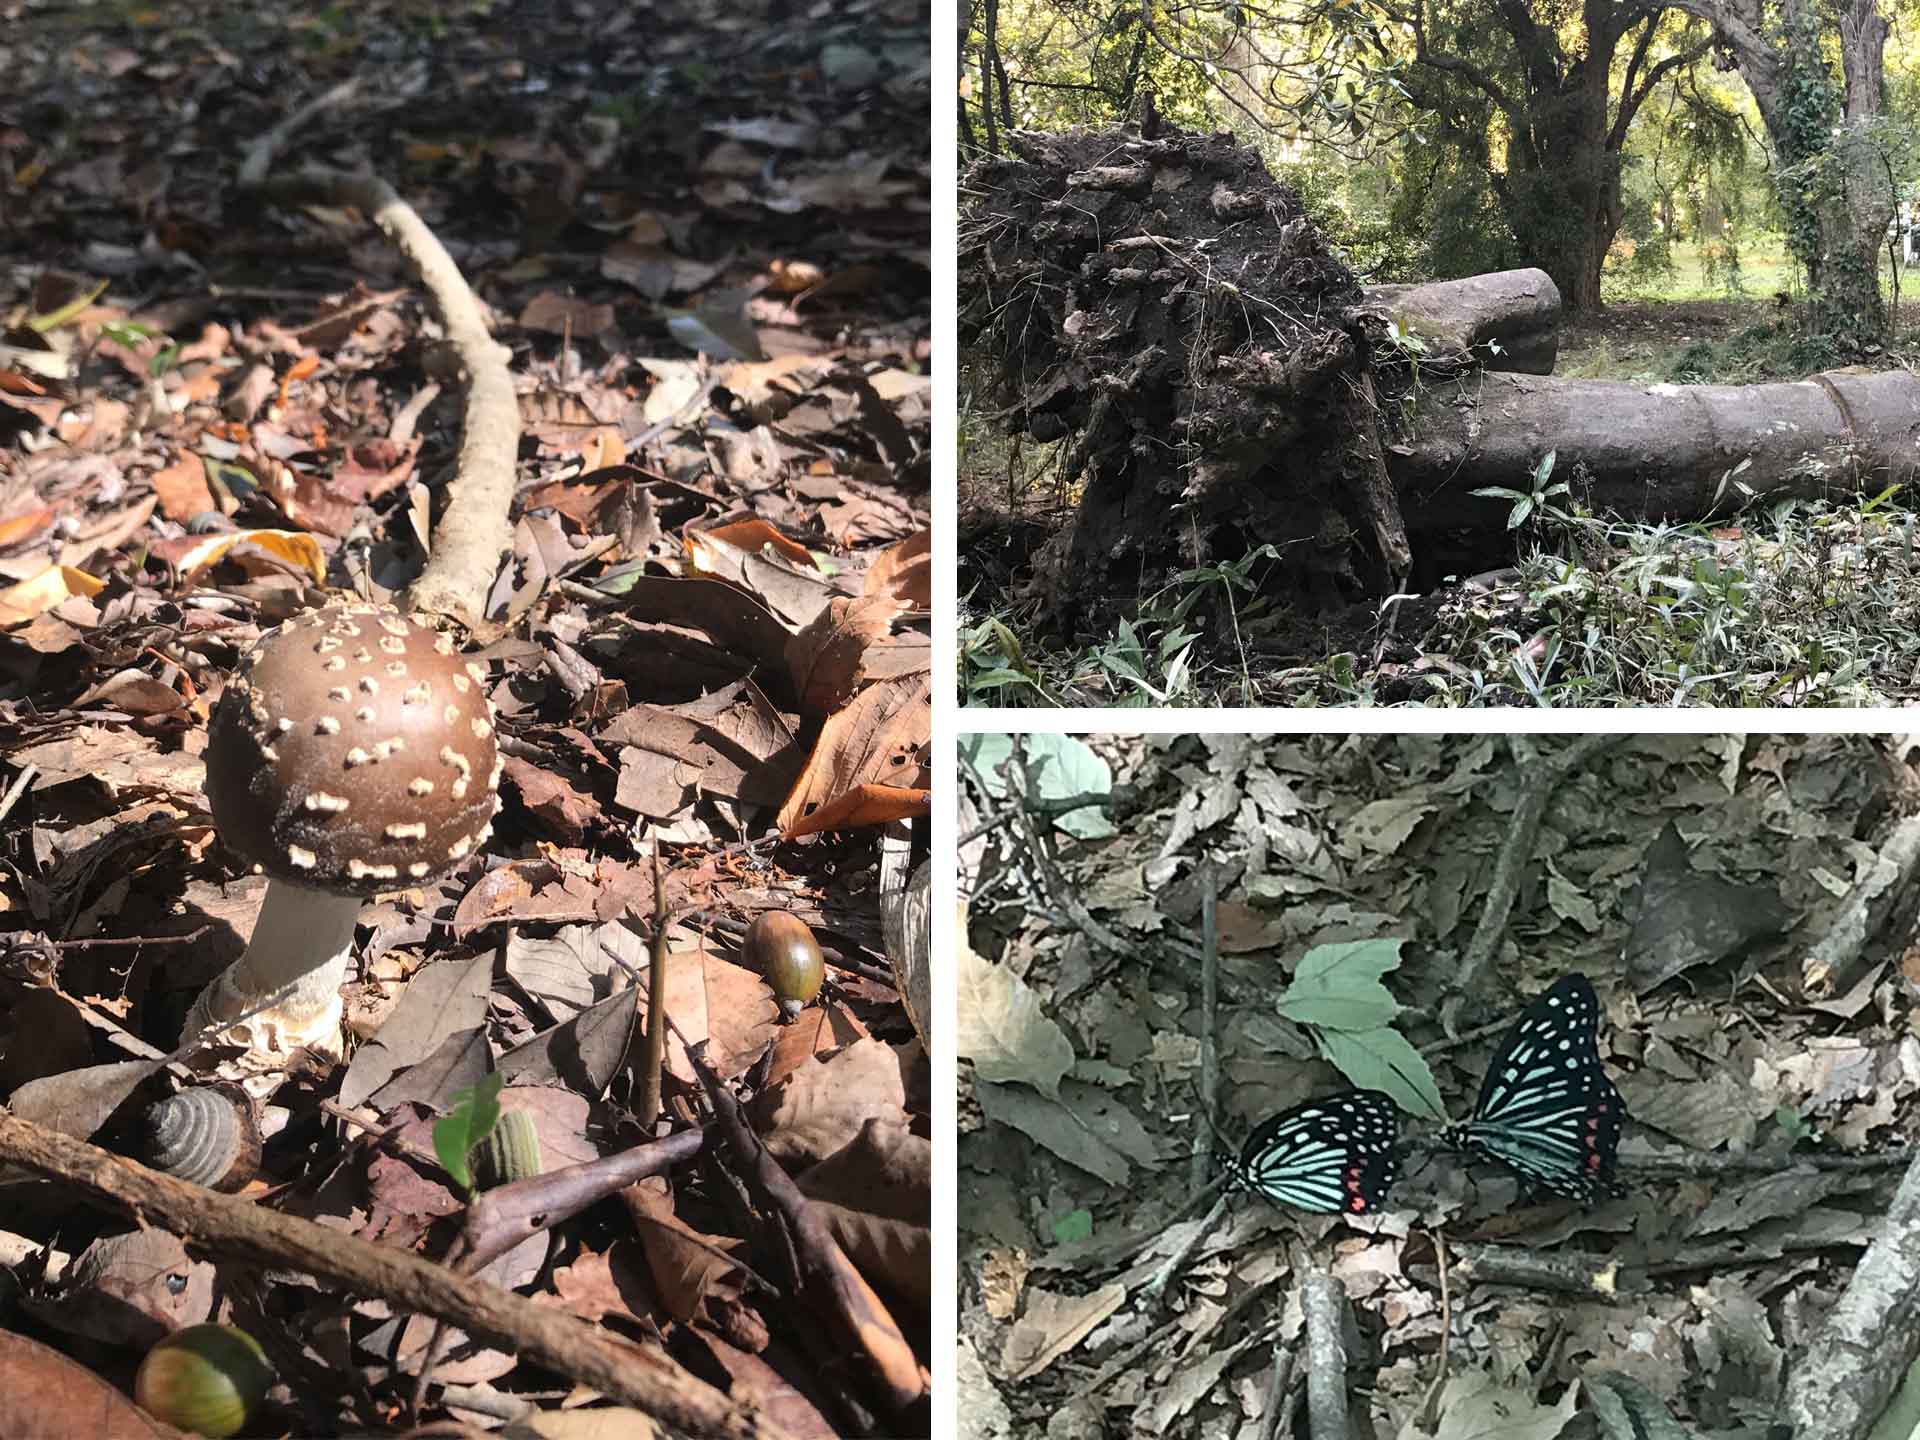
left=864, top=528, right=929, bottom=607
left=0, top=505, right=56, bottom=550
left=778, top=673, right=930, bottom=837
left=784, top=782, right=929, bottom=838
left=0, top=564, right=107, bottom=626
left=170, top=528, right=327, bottom=585
left=149, top=454, right=215, bottom=521
left=690, top=518, right=816, bottom=571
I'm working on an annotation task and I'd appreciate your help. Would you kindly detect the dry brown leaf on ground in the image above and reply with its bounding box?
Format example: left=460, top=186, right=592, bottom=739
left=807, top=1202, right=928, bottom=1313
left=504, top=922, right=640, bottom=1021
left=546, top=1239, right=659, bottom=1329
left=697, top=517, right=818, bottom=569
left=518, top=292, right=617, bottom=338
left=338, top=951, right=494, bottom=1110
left=602, top=239, right=728, bottom=300
left=751, top=1036, right=911, bottom=1169
left=26, top=1228, right=214, bottom=1347
left=786, top=593, right=908, bottom=719
left=615, top=574, right=795, bottom=675
left=653, top=946, right=782, bottom=1082
left=798, top=1119, right=929, bottom=1224
left=778, top=673, right=929, bottom=837
left=451, top=861, right=602, bottom=935
left=0, top=504, right=57, bottom=551
left=862, top=527, right=929, bottom=607
left=0, top=564, right=106, bottom=623
left=13, top=722, right=204, bottom=798
left=679, top=1334, right=842, bottom=1440
left=764, top=1005, right=873, bottom=1084
left=72, top=667, right=190, bottom=718
left=600, top=698, right=801, bottom=819
left=686, top=527, right=837, bottom=629
left=160, top=526, right=327, bottom=586
left=622, top=1177, right=752, bottom=1324
left=148, top=454, right=215, bottom=521
left=502, top=753, right=601, bottom=842
left=784, top=781, right=930, bottom=839
left=0, top=1329, right=186, bottom=1439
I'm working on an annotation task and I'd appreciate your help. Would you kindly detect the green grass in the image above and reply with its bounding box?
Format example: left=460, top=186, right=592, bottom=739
left=1603, top=238, right=1795, bottom=302
left=1606, top=235, right=1920, bottom=306
left=961, top=481, right=1920, bottom=708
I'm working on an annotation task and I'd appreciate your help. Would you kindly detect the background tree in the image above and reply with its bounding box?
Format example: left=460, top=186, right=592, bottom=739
left=1659, top=0, right=1896, bottom=343
left=1376, top=0, right=1714, bottom=311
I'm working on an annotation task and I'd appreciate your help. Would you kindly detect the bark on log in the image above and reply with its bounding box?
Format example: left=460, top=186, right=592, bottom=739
left=1390, top=367, right=1920, bottom=535
left=1364, top=269, right=1561, bottom=375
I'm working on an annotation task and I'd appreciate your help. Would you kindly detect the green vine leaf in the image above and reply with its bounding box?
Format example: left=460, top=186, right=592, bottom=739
left=433, top=1072, right=505, bottom=1195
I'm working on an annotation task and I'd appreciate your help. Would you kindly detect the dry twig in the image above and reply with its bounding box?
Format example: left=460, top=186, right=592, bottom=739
left=0, top=1109, right=791, bottom=1440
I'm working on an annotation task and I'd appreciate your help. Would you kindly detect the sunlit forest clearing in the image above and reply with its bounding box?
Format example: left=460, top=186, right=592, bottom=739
left=958, top=0, right=1920, bottom=707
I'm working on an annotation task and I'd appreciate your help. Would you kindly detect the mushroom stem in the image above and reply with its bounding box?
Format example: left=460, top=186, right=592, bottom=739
left=182, top=882, right=363, bottom=1062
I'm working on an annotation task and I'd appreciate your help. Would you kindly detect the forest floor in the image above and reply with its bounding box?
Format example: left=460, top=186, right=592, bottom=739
left=0, top=0, right=931, bottom=1434
left=959, top=732, right=1920, bottom=1440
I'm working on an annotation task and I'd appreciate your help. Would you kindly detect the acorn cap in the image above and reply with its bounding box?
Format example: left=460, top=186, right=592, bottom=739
left=205, top=603, right=502, bottom=897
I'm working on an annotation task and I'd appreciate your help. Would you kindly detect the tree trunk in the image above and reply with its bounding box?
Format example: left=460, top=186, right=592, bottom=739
left=1675, top=0, right=1893, bottom=344
left=979, top=0, right=1002, bottom=157
left=1391, top=367, right=1920, bottom=535
left=1495, top=96, right=1615, bottom=314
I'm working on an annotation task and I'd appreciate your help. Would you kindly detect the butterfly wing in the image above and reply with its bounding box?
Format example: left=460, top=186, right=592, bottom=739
left=1447, top=974, right=1624, bottom=1203
left=1234, top=1089, right=1399, bottom=1215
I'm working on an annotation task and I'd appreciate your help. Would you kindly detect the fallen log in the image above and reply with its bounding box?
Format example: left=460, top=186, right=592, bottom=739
left=1392, top=368, right=1920, bottom=535
left=1364, top=270, right=1560, bottom=375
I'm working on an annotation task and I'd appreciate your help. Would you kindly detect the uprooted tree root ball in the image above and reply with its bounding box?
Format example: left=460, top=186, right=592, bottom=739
left=960, top=124, right=1412, bottom=626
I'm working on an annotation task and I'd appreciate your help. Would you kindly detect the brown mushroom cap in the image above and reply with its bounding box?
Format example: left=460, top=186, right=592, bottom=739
left=206, top=603, right=501, bottom=897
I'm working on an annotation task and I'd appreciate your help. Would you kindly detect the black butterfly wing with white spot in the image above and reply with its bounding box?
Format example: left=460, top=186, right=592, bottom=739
left=1234, top=1089, right=1400, bottom=1215
left=1446, top=974, right=1624, bottom=1203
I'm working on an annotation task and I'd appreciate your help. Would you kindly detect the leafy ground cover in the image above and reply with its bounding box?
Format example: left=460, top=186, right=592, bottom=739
left=0, top=1, right=931, bottom=1434
left=958, top=733, right=1920, bottom=1439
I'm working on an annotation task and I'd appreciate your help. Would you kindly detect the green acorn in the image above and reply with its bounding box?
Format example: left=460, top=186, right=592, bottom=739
left=135, top=1323, right=273, bottom=1439
left=748, top=911, right=825, bottom=1019
left=474, top=1109, right=543, bottom=1187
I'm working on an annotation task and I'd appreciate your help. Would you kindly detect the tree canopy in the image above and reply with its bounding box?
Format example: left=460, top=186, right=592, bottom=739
left=965, top=0, right=1914, bottom=337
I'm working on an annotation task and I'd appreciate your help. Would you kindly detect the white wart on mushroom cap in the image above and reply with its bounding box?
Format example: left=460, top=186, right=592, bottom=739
left=206, top=603, right=502, bottom=891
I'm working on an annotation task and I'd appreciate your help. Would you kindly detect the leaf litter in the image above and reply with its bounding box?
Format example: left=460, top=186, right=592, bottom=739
left=959, top=733, right=1920, bottom=1439
left=0, top=0, right=930, bottom=1433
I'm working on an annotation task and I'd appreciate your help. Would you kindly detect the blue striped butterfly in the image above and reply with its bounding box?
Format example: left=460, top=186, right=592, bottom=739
left=1229, top=1089, right=1400, bottom=1215
left=1441, top=974, right=1625, bottom=1203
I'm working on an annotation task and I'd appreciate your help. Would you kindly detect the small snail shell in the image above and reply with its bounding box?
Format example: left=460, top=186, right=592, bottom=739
left=747, top=911, right=825, bottom=1019
left=136, top=1322, right=274, bottom=1439
left=141, top=1086, right=262, bottom=1192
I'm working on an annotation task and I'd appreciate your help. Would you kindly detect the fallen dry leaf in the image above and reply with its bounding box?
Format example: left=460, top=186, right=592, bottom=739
left=0, top=1329, right=186, bottom=1439
left=779, top=673, right=930, bottom=837
left=786, top=593, right=907, bottom=718
left=0, top=563, right=106, bottom=624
